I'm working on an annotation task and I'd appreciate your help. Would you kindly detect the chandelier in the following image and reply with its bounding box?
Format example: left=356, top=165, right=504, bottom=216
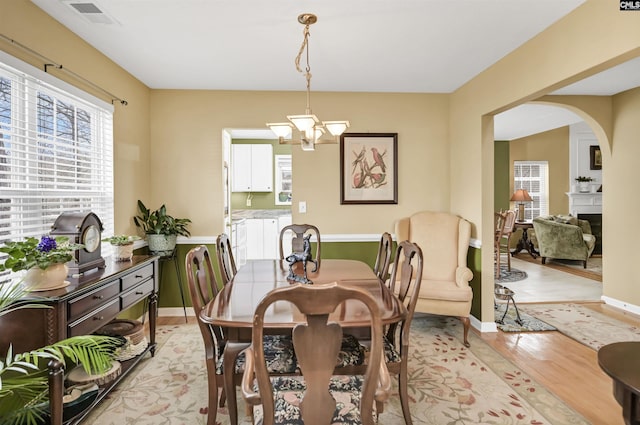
left=267, top=13, right=350, bottom=151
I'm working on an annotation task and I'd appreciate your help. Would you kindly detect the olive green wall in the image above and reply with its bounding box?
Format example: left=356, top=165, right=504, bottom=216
left=494, top=141, right=511, bottom=212
left=230, top=139, right=292, bottom=211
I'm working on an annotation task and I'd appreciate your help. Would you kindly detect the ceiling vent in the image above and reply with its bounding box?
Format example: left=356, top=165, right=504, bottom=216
left=62, top=1, right=119, bottom=25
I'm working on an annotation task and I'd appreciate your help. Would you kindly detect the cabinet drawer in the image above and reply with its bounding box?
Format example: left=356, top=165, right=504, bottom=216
left=68, top=280, right=120, bottom=321
left=121, top=263, right=154, bottom=291
left=68, top=299, right=120, bottom=337
left=121, top=279, right=154, bottom=310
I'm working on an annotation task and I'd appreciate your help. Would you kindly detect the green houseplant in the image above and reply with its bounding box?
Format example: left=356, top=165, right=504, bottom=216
left=0, top=236, right=82, bottom=291
left=102, top=235, right=141, bottom=262
left=0, top=280, right=119, bottom=425
left=575, top=176, right=594, bottom=193
left=133, top=200, right=191, bottom=256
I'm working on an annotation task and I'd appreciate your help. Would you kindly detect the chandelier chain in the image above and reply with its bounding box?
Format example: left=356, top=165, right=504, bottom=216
left=295, top=25, right=313, bottom=113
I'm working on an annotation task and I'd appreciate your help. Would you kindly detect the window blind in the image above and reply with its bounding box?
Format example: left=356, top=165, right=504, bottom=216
left=513, top=161, right=549, bottom=220
left=0, top=53, right=114, bottom=274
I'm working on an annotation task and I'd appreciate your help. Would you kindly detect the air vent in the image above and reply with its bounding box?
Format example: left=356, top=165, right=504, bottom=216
left=62, top=1, right=118, bottom=25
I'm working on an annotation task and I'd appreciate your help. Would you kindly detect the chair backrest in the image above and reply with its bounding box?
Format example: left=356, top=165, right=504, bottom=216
left=243, top=283, right=387, bottom=425
left=216, top=233, right=237, bottom=285
left=386, top=240, right=423, bottom=351
left=279, top=224, right=321, bottom=265
left=373, top=232, right=393, bottom=281
left=494, top=211, right=507, bottom=245
left=502, top=210, right=517, bottom=235
left=394, top=211, right=470, bottom=282
left=185, top=245, right=223, bottom=354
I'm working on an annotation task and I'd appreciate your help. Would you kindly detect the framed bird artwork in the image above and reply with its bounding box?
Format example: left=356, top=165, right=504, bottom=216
left=340, top=133, right=398, bottom=204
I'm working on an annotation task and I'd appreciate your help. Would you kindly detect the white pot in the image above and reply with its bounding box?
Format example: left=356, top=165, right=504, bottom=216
left=23, top=263, right=69, bottom=291
left=146, top=234, right=177, bottom=257
left=113, top=243, right=134, bottom=262
left=578, top=182, right=590, bottom=192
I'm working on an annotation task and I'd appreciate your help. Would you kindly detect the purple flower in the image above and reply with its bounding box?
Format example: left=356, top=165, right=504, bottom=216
left=37, top=235, right=58, bottom=253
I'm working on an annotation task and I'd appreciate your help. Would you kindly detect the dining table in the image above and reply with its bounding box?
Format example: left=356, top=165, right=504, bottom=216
left=200, top=258, right=407, bottom=425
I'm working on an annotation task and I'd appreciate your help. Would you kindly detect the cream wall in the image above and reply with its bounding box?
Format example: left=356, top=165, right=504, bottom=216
left=509, top=126, right=570, bottom=215
left=150, top=90, right=450, bottom=236
left=6, top=0, right=640, bottom=324
left=1, top=0, right=151, bottom=236
left=451, top=0, right=640, bottom=323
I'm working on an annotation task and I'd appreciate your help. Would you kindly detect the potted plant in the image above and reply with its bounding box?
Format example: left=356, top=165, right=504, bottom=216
left=133, top=200, right=191, bottom=257
left=0, top=236, right=83, bottom=291
left=102, top=235, right=141, bottom=262
left=575, top=176, right=594, bottom=192
left=0, top=280, right=119, bottom=425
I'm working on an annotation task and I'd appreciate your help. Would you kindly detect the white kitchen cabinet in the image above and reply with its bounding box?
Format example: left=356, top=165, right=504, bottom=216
left=231, top=219, right=247, bottom=266
left=231, top=144, right=273, bottom=192
left=246, top=218, right=279, bottom=259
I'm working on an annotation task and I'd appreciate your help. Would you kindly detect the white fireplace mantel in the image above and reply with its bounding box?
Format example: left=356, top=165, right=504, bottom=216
left=566, top=192, right=602, bottom=216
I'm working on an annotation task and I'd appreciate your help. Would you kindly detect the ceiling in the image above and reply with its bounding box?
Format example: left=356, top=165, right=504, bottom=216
left=29, top=0, right=640, bottom=140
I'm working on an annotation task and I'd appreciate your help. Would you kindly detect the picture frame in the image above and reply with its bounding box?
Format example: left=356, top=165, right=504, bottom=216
left=590, top=145, right=602, bottom=170
left=340, top=132, right=398, bottom=204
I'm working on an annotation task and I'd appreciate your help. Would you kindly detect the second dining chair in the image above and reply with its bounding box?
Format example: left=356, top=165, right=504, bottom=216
left=279, top=224, right=321, bottom=266
left=185, top=245, right=297, bottom=425
left=216, top=233, right=237, bottom=285
left=241, top=282, right=391, bottom=425
left=373, top=232, right=393, bottom=281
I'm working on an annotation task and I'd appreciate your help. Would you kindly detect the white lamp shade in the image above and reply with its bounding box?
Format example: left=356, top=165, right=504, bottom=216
left=323, top=121, right=350, bottom=136
left=267, top=123, right=293, bottom=138
left=287, top=114, right=318, bottom=132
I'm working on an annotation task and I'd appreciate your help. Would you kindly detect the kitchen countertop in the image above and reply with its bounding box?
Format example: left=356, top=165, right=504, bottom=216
left=232, top=209, right=292, bottom=220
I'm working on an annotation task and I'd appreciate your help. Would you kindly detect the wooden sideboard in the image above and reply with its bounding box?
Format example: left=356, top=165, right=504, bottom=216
left=0, top=255, right=159, bottom=424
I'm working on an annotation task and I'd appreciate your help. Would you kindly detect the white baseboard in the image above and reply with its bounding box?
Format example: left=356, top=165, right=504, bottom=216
left=601, top=296, right=640, bottom=316
left=159, top=307, right=195, bottom=317
left=471, top=314, right=498, bottom=333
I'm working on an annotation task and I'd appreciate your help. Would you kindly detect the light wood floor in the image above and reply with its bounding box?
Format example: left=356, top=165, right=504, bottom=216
left=159, top=301, right=633, bottom=424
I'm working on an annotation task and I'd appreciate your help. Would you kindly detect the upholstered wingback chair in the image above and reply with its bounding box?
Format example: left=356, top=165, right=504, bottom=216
left=532, top=215, right=595, bottom=268
left=394, top=211, right=474, bottom=346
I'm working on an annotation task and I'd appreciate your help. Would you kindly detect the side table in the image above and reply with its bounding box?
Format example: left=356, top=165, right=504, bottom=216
left=511, top=220, right=539, bottom=259
left=598, top=341, right=640, bottom=425
left=158, top=248, right=188, bottom=322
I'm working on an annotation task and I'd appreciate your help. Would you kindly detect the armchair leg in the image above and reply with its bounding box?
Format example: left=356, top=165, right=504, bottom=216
left=541, top=257, right=546, bottom=264
left=460, top=316, right=470, bottom=347
left=583, top=260, right=587, bottom=268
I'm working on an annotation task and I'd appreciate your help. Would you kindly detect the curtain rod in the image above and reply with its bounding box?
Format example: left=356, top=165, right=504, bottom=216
left=0, top=33, right=128, bottom=106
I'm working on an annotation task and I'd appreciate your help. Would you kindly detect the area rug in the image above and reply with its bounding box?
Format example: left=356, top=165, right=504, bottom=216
left=520, top=303, right=640, bottom=350
left=495, top=264, right=528, bottom=283
left=85, top=317, right=588, bottom=425
left=494, top=302, right=556, bottom=332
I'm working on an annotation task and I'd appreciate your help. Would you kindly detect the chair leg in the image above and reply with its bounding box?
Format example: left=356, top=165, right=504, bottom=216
left=205, top=359, right=218, bottom=425
left=398, top=354, right=413, bottom=425
left=583, top=260, right=587, bottom=268
left=460, top=316, right=470, bottom=347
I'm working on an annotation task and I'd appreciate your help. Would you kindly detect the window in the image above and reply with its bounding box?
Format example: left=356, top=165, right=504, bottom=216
left=274, top=154, right=292, bottom=205
left=0, top=52, right=114, bottom=276
left=513, top=161, right=548, bottom=220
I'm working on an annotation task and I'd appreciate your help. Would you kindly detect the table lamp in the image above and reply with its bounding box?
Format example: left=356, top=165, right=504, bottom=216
left=510, top=189, right=533, bottom=222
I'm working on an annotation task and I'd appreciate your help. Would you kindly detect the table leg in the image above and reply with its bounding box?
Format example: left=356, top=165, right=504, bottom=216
left=511, top=228, right=539, bottom=259
left=223, top=342, right=249, bottom=425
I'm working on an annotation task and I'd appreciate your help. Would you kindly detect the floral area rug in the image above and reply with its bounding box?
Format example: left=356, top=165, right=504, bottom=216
left=85, top=317, right=588, bottom=425
left=495, top=264, right=528, bottom=283
left=520, top=303, right=640, bottom=350
left=494, top=302, right=557, bottom=332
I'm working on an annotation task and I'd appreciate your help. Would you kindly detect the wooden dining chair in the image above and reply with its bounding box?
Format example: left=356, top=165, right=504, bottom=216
left=216, top=233, right=237, bottom=285
left=241, top=282, right=391, bottom=425
left=494, top=211, right=507, bottom=278
left=373, top=232, right=393, bottom=281
left=185, top=245, right=297, bottom=425
left=381, top=240, right=423, bottom=425
left=279, top=224, right=321, bottom=266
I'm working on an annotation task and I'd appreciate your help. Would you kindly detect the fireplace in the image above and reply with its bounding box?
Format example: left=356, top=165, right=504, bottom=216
left=578, top=213, right=602, bottom=255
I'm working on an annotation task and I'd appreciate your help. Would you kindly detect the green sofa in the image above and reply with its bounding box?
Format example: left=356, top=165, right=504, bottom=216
left=532, top=215, right=596, bottom=268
